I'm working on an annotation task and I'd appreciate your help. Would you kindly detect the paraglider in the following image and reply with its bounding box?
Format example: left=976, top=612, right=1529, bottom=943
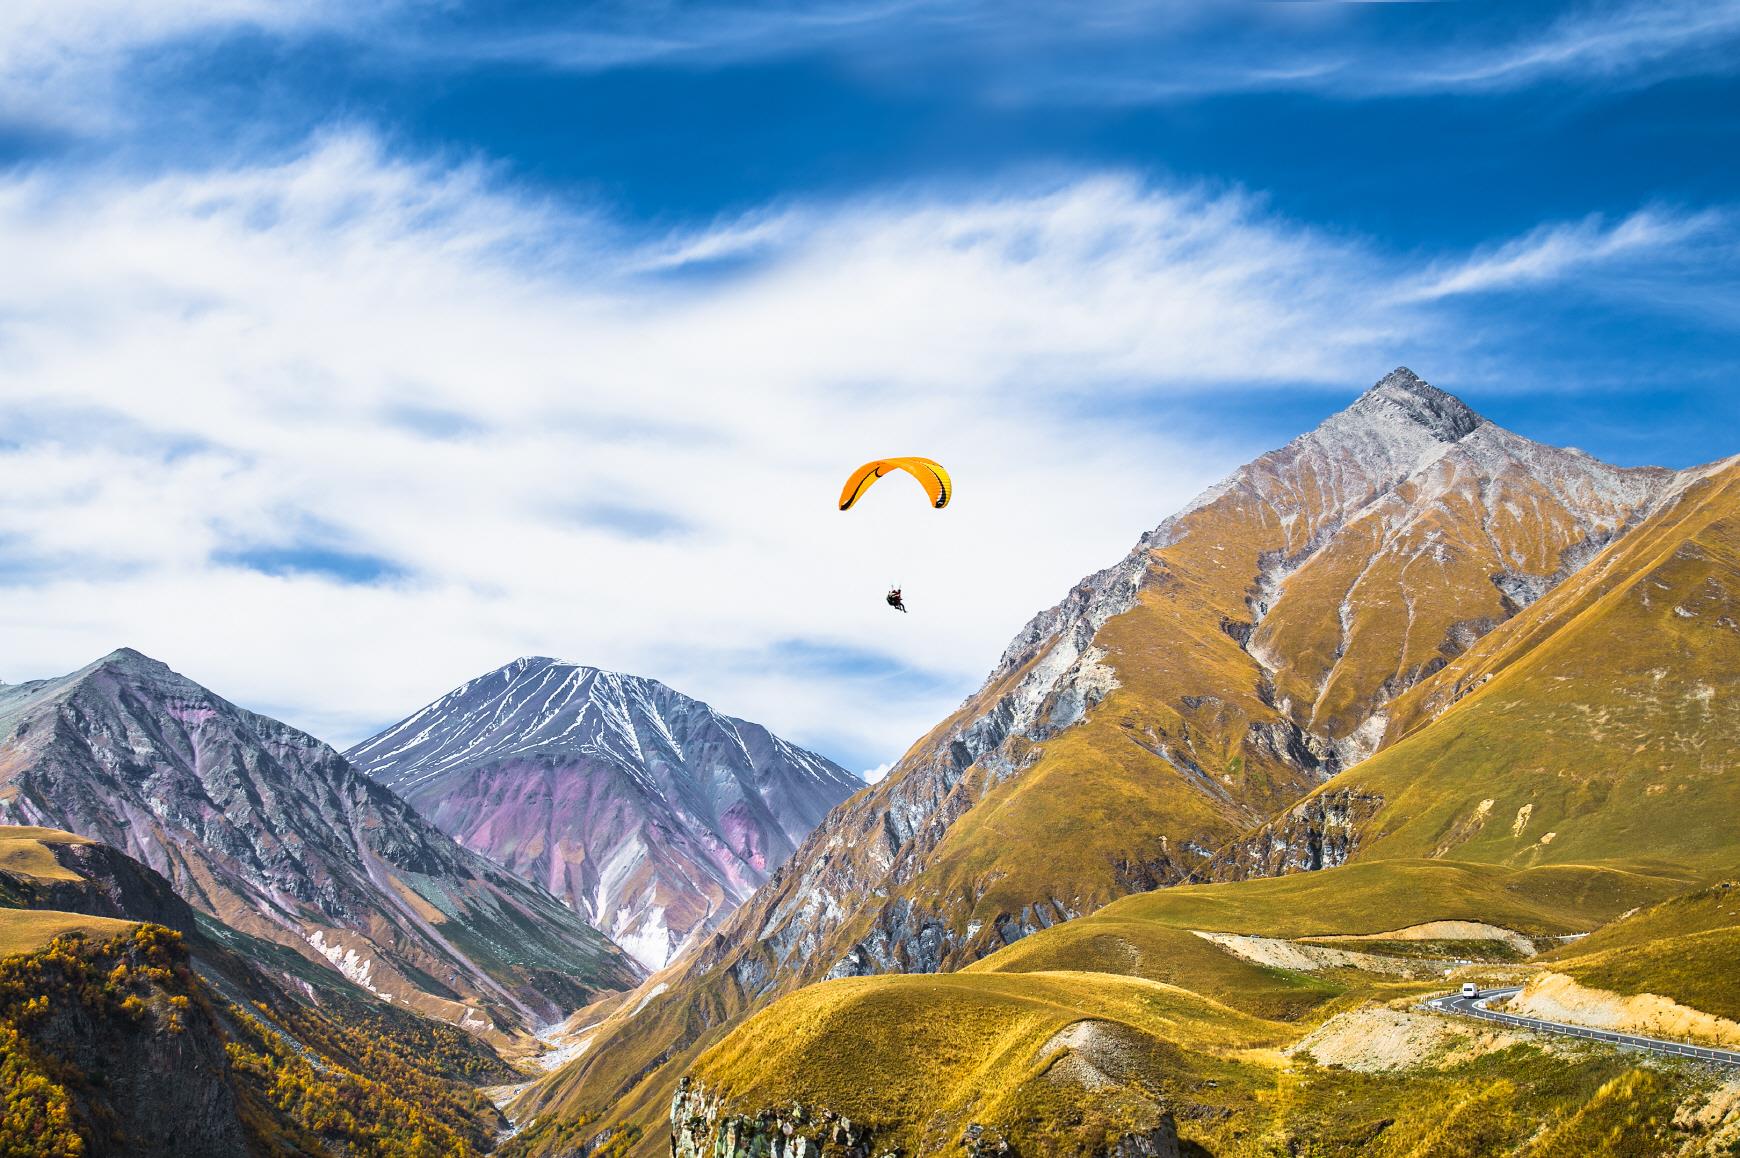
left=837, top=457, right=951, bottom=511
left=838, top=457, right=950, bottom=613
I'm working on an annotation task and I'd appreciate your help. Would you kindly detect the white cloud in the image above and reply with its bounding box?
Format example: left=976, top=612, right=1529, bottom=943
left=0, top=0, right=395, bottom=129
left=1404, top=0, right=1740, bottom=92
left=1402, top=208, right=1730, bottom=301
left=425, top=0, right=1740, bottom=101
left=0, top=133, right=1717, bottom=766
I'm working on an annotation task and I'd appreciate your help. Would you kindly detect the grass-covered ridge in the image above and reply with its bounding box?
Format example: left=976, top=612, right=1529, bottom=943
left=0, top=827, right=146, bottom=956
left=0, top=827, right=93, bottom=883
left=690, top=969, right=1285, bottom=1156
left=1267, top=460, right=1740, bottom=878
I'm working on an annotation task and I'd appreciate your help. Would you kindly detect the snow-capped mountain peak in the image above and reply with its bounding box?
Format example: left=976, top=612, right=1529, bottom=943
left=347, top=658, right=861, bottom=970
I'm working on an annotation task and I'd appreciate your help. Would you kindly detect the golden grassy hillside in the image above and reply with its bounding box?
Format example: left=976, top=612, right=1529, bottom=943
left=1226, top=459, right=1740, bottom=879
left=0, top=827, right=139, bottom=956
left=665, top=862, right=1735, bottom=1156
left=1533, top=880, right=1740, bottom=1025
left=0, top=908, right=138, bottom=958
left=691, top=970, right=1285, bottom=1156
left=0, top=826, right=94, bottom=884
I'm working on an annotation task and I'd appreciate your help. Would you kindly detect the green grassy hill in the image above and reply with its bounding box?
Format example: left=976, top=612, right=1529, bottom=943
left=1527, top=880, right=1740, bottom=1026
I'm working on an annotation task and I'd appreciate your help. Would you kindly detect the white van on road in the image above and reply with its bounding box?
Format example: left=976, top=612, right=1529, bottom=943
left=1460, top=983, right=1480, bottom=999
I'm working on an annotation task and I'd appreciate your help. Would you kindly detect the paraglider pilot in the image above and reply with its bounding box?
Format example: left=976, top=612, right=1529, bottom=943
left=839, top=457, right=948, bottom=616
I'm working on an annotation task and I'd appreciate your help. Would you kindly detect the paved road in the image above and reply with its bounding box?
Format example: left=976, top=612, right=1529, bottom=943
left=1425, top=987, right=1740, bottom=1067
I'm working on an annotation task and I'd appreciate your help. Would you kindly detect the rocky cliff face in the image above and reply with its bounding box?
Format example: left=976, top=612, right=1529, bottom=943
left=666, top=1078, right=1179, bottom=1158
left=1207, top=788, right=1386, bottom=880
left=0, top=650, right=642, bottom=1038
left=515, top=368, right=1695, bottom=1147
left=670, top=1080, right=889, bottom=1158
left=348, top=657, right=860, bottom=970
left=0, top=826, right=202, bottom=935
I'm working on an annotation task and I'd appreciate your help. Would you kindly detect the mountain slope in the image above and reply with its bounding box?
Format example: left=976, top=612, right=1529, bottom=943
left=0, top=825, right=520, bottom=1156
left=648, top=859, right=1709, bottom=1158
left=0, top=650, right=642, bottom=1039
left=347, top=657, right=860, bottom=970
left=509, top=368, right=1701, bottom=1150
left=701, top=368, right=1679, bottom=987
left=1214, top=454, right=1740, bottom=879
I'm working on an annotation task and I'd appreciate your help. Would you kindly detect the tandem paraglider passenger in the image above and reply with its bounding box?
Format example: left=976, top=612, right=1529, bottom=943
left=886, top=587, right=907, bottom=613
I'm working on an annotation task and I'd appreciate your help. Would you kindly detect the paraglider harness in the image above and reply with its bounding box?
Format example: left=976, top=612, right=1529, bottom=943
left=886, top=587, right=907, bottom=613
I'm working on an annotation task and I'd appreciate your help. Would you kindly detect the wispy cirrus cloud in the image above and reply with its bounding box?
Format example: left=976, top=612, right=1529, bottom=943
left=9, top=0, right=1738, bottom=144
left=0, top=0, right=410, bottom=130
left=0, top=132, right=1725, bottom=765
left=414, top=0, right=1740, bottom=100
left=1401, top=0, right=1740, bottom=92
left=1403, top=208, right=1733, bottom=301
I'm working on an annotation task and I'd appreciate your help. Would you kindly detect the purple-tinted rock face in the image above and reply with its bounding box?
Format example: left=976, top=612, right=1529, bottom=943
left=347, top=658, right=862, bottom=970
left=0, top=649, right=642, bottom=1039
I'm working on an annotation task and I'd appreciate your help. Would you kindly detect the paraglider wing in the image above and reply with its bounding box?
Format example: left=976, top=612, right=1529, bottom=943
left=838, top=457, right=951, bottom=511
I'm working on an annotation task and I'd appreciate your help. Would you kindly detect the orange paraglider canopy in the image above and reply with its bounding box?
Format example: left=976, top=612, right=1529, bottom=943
left=838, top=457, right=951, bottom=511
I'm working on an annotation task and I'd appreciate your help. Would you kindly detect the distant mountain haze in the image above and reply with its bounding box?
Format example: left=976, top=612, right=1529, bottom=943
left=0, top=649, right=642, bottom=1042
left=346, top=658, right=862, bottom=970
left=512, top=368, right=1735, bottom=1150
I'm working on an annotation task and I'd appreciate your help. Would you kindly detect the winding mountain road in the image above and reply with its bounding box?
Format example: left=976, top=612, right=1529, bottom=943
left=1427, top=987, right=1740, bottom=1067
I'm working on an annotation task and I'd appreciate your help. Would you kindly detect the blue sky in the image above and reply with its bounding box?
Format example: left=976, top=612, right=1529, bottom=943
left=0, top=1, right=1737, bottom=772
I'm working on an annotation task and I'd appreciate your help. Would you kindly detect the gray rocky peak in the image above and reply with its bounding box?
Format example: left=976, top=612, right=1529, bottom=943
left=1356, top=366, right=1483, bottom=443
left=88, top=647, right=178, bottom=677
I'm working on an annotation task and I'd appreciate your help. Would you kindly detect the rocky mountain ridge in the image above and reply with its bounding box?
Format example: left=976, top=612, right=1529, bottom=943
left=0, top=649, right=642, bottom=1040
left=347, top=656, right=860, bottom=970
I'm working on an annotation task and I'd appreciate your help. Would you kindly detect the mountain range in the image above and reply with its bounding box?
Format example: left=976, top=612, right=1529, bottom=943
left=3, top=366, right=1737, bottom=1158
left=0, top=648, right=641, bottom=1041
left=347, top=657, right=861, bottom=970
left=502, top=368, right=1740, bottom=1156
